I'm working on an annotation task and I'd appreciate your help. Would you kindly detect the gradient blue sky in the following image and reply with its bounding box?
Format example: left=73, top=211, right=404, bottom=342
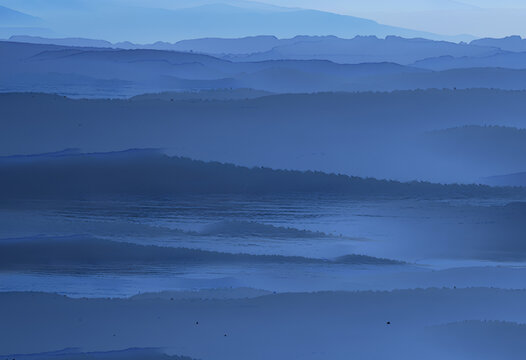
left=254, top=0, right=526, bottom=37
left=2, top=0, right=525, bottom=39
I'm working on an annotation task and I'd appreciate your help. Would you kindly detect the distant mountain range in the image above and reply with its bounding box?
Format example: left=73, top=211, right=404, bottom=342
left=5, top=40, right=526, bottom=97
left=0, top=1, right=467, bottom=42
left=413, top=51, right=526, bottom=70
left=9, top=35, right=116, bottom=48
left=9, top=34, right=498, bottom=65
left=10, top=34, right=526, bottom=70
left=0, top=40, right=423, bottom=96
left=471, top=36, right=526, bottom=52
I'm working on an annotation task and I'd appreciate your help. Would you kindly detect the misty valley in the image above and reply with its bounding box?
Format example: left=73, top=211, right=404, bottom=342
left=2, top=1, right=526, bottom=359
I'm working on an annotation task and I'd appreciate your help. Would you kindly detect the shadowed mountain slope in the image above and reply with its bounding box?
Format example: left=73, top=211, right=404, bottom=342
left=0, top=149, right=518, bottom=199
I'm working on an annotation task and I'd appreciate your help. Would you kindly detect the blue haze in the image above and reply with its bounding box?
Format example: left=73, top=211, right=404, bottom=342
left=1, top=2, right=526, bottom=359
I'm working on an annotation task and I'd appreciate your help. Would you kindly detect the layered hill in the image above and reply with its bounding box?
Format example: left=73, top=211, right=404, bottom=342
left=3, top=90, right=526, bottom=183
left=0, top=149, right=515, bottom=199
left=6, top=40, right=526, bottom=97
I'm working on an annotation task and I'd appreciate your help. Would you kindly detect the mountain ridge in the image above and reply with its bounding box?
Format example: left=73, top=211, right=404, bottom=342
left=8, top=34, right=492, bottom=65
left=0, top=149, right=518, bottom=199
left=0, top=1, right=463, bottom=42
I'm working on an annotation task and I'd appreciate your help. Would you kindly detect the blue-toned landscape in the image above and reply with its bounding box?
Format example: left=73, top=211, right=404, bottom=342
left=2, top=1, right=526, bottom=359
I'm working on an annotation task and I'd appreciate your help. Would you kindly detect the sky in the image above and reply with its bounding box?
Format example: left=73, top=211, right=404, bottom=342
left=251, top=0, right=526, bottom=37
left=2, top=0, right=526, bottom=39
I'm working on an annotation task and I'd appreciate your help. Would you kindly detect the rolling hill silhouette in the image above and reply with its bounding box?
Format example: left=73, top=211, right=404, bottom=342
left=6, top=41, right=526, bottom=96
left=0, top=149, right=518, bottom=199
